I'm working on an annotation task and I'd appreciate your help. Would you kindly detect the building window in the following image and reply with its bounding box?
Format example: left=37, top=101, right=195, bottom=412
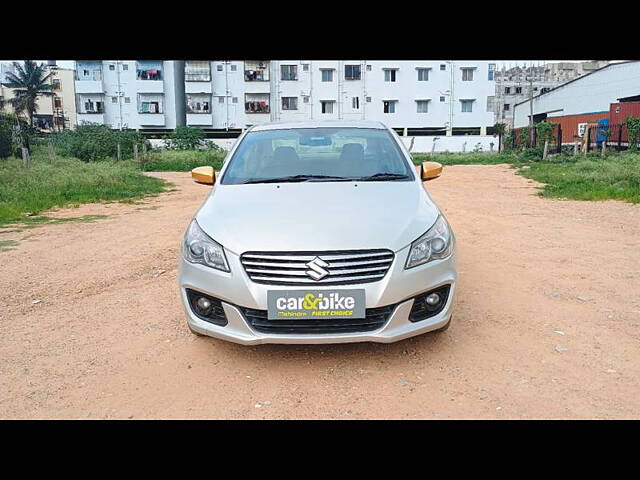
left=345, top=64, right=361, bottom=80
left=321, top=69, right=334, bottom=82
left=218, top=97, right=224, bottom=103
left=384, top=69, right=397, bottom=82
left=52, top=79, right=61, bottom=90
left=282, top=97, right=298, bottom=110
left=303, top=96, right=309, bottom=103
left=440, top=64, right=446, bottom=70
left=111, top=96, right=118, bottom=103
left=461, top=68, right=474, bottom=81
left=366, top=64, right=372, bottom=71
left=352, top=97, right=360, bottom=109
left=122, top=64, right=128, bottom=71
left=245, top=93, right=270, bottom=113
left=416, top=100, right=429, bottom=113
left=281, top=65, right=298, bottom=81
left=230, top=64, right=237, bottom=71
left=233, top=97, right=238, bottom=103
left=76, top=61, right=102, bottom=81
left=54, top=96, right=62, bottom=109
left=217, top=65, right=223, bottom=71
left=417, top=68, right=429, bottom=81
left=504, top=87, right=511, bottom=94
left=440, top=96, right=445, bottom=102
left=185, top=61, right=211, bottom=82
left=321, top=100, right=335, bottom=114
left=461, top=99, right=474, bottom=112
left=138, top=93, right=163, bottom=113
left=366, top=96, right=372, bottom=103
left=504, top=104, right=510, bottom=111
left=488, top=63, right=495, bottom=80
left=78, top=95, right=104, bottom=114
left=244, top=61, right=269, bottom=81
left=383, top=100, right=397, bottom=113
left=515, top=87, right=522, bottom=94
left=136, top=61, right=162, bottom=80
left=109, top=64, right=115, bottom=71
left=186, top=93, right=211, bottom=114
left=124, top=97, right=130, bottom=104
left=302, top=64, right=309, bottom=72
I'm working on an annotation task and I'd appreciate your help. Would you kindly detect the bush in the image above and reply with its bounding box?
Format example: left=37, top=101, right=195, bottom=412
left=51, top=123, right=149, bottom=162
left=166, top=126, right=205, bottom=150
left=520, top=147, right=544, bottom=161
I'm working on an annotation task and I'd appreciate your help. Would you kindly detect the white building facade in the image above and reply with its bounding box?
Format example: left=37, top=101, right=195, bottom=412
left=73, top=60, right=496, bottom=138
left=183, top=60, right=496, bottom=135
left=75, top=60, right=185, bottom=130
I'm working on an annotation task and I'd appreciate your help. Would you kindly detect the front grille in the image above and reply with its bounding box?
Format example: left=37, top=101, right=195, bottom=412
left=240, top=249, right=395, bottom=286
left=240, top=304, right=397, bottom=335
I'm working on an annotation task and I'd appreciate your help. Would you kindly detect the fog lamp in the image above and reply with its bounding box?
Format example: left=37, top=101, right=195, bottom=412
left=195, top=296, right=212, bottom=315
left=426, top=293, right=441, bottom=306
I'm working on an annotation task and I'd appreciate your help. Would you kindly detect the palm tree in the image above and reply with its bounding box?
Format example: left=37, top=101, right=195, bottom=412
left=3, top=61, right=54, bottom=130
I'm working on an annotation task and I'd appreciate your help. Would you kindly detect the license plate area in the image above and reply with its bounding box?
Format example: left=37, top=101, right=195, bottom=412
left=267, top=289, right=366, bottom=321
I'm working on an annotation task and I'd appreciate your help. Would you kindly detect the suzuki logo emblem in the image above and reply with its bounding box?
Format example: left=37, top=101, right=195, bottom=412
left=306, top=257, right=330, bottom=281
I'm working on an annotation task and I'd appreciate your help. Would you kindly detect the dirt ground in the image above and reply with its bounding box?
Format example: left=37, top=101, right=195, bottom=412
left=1, top=165, right=639, bottom=419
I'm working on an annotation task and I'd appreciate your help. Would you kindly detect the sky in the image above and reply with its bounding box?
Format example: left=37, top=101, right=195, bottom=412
left=8, top=60, right=617, bottom=71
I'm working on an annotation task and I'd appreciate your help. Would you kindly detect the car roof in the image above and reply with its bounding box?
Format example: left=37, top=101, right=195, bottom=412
left=248, top=120, right=387, bottom=132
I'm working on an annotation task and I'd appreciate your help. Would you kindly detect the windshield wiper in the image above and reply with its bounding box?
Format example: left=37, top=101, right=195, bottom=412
left=242, top=175, right=351, bottom=184
left=351, top=173, right=411, bottom=182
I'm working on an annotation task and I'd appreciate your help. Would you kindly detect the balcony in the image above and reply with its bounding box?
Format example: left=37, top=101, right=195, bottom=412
left=136, top=61, right=163, bottom=92
left=185, top=61, right=211, bottom=82
left=187, top=113, right=213, bottom=126
left=245, top=93, right=270, bottom=114
left=245, top=61, right=270, bottom=81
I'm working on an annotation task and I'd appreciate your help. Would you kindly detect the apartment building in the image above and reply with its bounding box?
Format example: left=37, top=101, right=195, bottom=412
left=1, top=61, right=76, bottom=131
left=75, top=60, right=185, bottom=131
left=183, top=60, right=496, bottom=136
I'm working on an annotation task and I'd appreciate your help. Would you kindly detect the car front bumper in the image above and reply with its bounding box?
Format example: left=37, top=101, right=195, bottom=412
left=178, top=243, right=457, bottom=345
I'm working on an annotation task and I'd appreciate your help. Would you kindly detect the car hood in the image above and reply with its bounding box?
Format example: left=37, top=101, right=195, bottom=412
left=195, top=182, right=440, bottom=255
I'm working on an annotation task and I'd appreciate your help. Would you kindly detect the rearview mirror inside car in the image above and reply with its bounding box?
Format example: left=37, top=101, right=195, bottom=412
left=421, top=161, right=443, bottom=181
left=191, top=166, right=216, bottom=185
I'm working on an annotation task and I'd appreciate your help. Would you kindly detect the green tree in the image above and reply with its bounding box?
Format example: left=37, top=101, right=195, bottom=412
left=167, top=126, right=207, bottom=150
left=0, top=113, right=13, bottom=159
left=3, top=61, right=54, bottom=131
left=624, top=116, right=640, bottom=152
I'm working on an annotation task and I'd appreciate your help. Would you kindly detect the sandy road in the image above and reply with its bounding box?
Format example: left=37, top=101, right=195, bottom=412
left=1, top=165, right=639, bottom=419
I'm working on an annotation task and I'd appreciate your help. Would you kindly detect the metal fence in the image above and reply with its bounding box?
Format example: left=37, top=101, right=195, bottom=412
left=512, top=124, right=563, bottom=153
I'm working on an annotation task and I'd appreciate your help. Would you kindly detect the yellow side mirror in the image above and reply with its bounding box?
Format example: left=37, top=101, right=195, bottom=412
left=421, top=161, right=443, bottom=181
left=191, top=166, right=216, bottom=185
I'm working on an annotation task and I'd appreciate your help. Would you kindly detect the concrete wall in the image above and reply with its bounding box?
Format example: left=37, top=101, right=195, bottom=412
left=149, top=135, right=498, bottom=154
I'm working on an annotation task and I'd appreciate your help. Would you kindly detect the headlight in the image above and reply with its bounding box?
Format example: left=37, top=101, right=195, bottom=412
left=183, top=219, right=230, bottom=272
left=405, top=215, right=453, bottom=269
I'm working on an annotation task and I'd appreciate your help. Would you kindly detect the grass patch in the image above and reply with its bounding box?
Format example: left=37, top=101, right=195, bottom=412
left=518, top=154, right=640, bottom=203
left=414, top=150, right=640, bottom=204
left=141, top=149, right=226, bottom=172
left=0, top=239, right=18, bottom=251
left=0, top=156, right=167, bottom=226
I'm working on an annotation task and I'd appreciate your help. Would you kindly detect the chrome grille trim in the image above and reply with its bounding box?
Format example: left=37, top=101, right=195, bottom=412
left=240, top=249, right=395, bottom=286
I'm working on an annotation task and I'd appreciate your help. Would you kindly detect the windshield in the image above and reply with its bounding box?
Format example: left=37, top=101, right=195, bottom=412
left=221, top=127, right=415, bottom=185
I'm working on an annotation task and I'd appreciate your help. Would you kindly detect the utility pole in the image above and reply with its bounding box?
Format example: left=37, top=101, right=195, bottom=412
left=528, top=69, right=534, bottom=146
